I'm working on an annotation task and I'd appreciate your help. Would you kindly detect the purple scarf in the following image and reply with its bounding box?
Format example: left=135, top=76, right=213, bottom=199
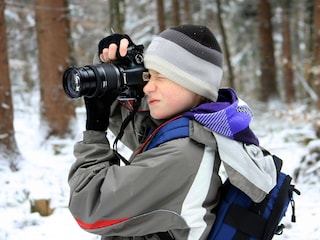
left=184, top=88, right=259, bottom=146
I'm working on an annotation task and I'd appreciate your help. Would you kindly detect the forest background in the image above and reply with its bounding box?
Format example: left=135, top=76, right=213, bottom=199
left=0, top=0, right=320, bottom=239
left=2, top=0, right=320, bottom=163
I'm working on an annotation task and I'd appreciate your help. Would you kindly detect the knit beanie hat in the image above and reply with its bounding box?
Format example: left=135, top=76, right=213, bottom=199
left=144, top=25, right=223, bottom=102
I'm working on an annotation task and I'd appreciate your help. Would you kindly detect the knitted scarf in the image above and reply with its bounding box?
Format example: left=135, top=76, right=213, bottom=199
left=184, top=88, right=259, bottom=146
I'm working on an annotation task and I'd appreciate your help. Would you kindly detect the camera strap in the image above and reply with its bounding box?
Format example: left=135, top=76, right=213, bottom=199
left=112, top=98, right=141, bottom=165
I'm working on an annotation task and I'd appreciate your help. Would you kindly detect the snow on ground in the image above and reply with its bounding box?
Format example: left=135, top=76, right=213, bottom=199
left=0, top=96, right=319, bottom=239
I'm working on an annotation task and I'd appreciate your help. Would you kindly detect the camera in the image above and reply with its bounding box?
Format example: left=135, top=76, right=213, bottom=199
left=62, top=44, right=149, bottom=100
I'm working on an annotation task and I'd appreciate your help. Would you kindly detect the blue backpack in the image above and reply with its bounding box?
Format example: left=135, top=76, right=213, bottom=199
left=140, top=116, right=300, bottom=240
left=208, top=154, right=300, bottom=240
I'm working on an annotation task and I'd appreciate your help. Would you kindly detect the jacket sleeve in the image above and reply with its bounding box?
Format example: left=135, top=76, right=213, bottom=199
left=68, top=133, right=220, bottom=238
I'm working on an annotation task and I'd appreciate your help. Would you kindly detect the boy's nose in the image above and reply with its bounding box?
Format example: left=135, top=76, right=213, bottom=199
left=143, top=79, right=156, bottom=94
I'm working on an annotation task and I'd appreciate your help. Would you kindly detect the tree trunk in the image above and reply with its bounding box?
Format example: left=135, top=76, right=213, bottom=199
left=281, top=0, right=295, bottom=103
left=109, top=0, right=124, bottom=33
left=257, top=0, right=278, bottom=101
left=313, top=0, right=320, bottom=109
left=0, top=1, right=21, bottom=170
left=216, top=0, right=234, bottom=89
left=172, top=0, right=180, bottom=26
left=156, top=0, right=165, bottom=32
left=35, top=0, right=75, bottom=137
left=182, top=0, right=192, bottom=24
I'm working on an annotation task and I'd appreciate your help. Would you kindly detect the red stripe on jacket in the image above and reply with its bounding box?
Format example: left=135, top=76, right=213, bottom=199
left=75, top=217, right=130, bottom=230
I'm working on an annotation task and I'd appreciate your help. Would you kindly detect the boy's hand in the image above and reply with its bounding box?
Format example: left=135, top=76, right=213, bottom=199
left=84, top=34, right=134, bottom=131
left=100, top=38, right=129, bottom=62
left=98, top=34, right=134, bottom=62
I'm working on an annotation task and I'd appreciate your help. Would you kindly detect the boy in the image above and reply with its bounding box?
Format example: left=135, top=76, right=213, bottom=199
left=68, top=25, right=276, bottom=239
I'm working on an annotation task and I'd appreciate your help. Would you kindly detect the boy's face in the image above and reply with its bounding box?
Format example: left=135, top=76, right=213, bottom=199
left=143, top=70, right=203, bottom=119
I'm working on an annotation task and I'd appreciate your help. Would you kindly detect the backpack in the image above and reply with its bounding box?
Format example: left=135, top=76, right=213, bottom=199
left=140, top=116, right=300, bottom=240
left=208, top=154, right=300, bottom=240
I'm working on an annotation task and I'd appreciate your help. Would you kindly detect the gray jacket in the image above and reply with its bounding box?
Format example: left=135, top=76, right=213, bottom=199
left=68, top=96, right=277, bottom=239
left=68, top=98, right=222, bottom=240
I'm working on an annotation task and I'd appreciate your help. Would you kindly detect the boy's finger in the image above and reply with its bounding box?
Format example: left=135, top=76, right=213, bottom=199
left=100, top=48, right=110, bottom=62
left=119, top=39, right=129, bottom=57
left=108, top=43, right=118, bottom=60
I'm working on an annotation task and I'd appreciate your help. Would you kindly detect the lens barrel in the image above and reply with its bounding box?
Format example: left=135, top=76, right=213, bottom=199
left=62, top=64, right=120, bottom=98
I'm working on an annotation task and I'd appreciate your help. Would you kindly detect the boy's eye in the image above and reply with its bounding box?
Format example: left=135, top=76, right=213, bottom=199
left=157, top=74, right=166, bottom=80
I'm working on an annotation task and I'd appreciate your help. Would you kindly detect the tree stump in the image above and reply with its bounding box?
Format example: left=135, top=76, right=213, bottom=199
left=30, top=199, right=55, bottom=217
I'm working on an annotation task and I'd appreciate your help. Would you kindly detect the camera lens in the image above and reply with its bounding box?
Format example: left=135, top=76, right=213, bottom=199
left=62, top=64, right=120, bottom=98
left=63, top=67, right=95, bottom=98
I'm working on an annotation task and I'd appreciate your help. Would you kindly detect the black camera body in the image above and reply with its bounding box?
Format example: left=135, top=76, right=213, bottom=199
left=62, top=44, right=149, bottom=100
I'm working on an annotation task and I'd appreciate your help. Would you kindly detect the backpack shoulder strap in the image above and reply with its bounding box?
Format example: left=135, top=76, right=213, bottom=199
left=137, top=116, right=190, bottom=154
left=146, top=116, right=190, bottom=150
